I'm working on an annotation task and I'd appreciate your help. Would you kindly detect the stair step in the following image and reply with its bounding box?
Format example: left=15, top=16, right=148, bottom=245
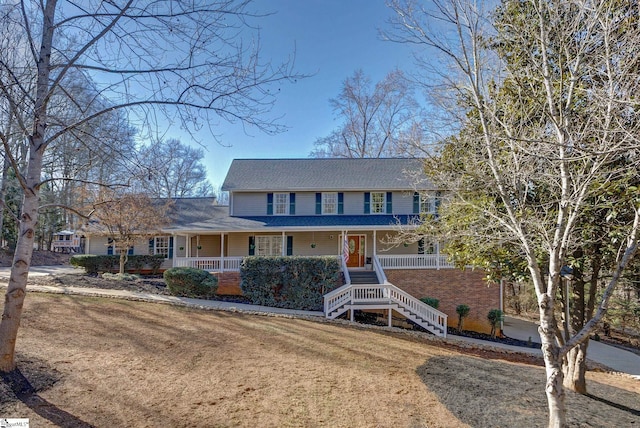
left=348, top=271, right=379, bottom=284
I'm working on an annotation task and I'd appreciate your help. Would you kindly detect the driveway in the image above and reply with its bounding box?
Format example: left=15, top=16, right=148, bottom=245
left=0, top=265, right=81, bottom=279
left=504, top=316, right=640, bottom=378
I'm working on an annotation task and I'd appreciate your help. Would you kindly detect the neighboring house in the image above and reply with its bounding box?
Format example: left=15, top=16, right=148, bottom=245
left=51, top=230, right=84, bottom=253
left=84, top=158, right=501, bottom=336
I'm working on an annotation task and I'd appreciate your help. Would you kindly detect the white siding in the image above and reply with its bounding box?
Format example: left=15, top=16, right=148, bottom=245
left=392, top=191, right=415, bottom=215
left=232, top=192, right=268, bottom=216
left=294, top=192, right=316, bottom=215
left=343, top=191, right=363, bottom=215
left=230, top=191, right=419, bottom=216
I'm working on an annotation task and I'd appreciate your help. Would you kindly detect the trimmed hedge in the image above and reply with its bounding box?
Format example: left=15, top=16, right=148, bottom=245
left=163, top=267, right=218, bottom=298
left=240, top=256, right=342, bottom=311
left=70, top=254, right=165, bottom=274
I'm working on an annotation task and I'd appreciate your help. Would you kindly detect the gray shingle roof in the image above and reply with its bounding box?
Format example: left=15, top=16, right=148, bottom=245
left=221, top=158, right=433, bottom=192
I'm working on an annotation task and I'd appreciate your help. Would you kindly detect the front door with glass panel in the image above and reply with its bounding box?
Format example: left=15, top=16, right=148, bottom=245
left=346, top=235, right=365, bottom=268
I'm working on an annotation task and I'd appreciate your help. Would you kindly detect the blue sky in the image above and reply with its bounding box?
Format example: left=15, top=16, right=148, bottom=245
left=164, top=0, right=420, bottom=188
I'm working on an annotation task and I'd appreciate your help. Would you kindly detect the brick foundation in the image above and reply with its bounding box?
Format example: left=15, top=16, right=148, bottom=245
left=213, top=272, right=242, bottom=296
left=385, top=269, right=501, bottom=335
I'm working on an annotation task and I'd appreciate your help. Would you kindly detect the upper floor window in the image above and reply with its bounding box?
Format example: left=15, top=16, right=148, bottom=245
left=371, top=192, right=386, bottom=214
left=268, top=192, right=295, bottom=215
left=322, top=192, right=337, bottom=214
left=274, top=193, right=289, bottom=215
left=421, top=196, right=435, bottom=213
left=414, top=191, right=441, bottom=214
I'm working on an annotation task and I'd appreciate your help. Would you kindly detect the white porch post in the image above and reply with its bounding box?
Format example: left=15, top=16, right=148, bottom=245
left=373, top=230, right=377, bottom=256
left=281, top=231, right=286, bottom=256
left=388, top=307, right=392, bottom=327
left=220, top=233, right=225, bottom=271
left=172, top=233, right=176, bottom=267
left=186, top=234, right=191, bottom=258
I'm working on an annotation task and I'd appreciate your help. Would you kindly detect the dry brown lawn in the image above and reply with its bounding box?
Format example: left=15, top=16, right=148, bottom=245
left=1, top=292, right=638, bottom=427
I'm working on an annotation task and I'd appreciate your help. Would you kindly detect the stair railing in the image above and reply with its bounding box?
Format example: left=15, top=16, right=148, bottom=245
left=372, top=255, right=388, bottom=285
left=387, top=285, right=448, bottom=337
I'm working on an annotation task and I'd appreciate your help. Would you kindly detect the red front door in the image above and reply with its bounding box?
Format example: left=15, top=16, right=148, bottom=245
left=346, top=235, right=364, bottom=268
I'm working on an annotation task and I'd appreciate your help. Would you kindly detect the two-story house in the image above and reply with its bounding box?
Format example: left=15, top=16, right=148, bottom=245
left=84, top=158, right=501, bottom=335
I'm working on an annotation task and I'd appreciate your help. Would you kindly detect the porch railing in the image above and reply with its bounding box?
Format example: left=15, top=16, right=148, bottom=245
left=377, top=254, right=454, bottom=270
left=173, top=257, right=243, bottom=271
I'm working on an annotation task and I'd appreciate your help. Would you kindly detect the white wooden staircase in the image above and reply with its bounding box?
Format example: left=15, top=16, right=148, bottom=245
left=324, top=266, right=448, bottom=338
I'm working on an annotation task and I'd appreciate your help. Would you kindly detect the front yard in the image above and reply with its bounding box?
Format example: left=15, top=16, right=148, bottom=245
left=1, top=293, right=638, bottom=427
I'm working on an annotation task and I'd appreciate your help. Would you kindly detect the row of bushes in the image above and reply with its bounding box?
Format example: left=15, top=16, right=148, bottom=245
left=70, top=254, right=165, bottom=274
left=240, top=256, right=343, bottom=311
left=420, top=296, right=503, bottom=337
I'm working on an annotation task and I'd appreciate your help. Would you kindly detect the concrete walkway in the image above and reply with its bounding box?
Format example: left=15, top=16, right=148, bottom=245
left=1, top=265, right=638, bottom=378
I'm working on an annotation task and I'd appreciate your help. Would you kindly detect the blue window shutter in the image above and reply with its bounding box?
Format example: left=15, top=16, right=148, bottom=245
left=286, top=236, right=293, bottom=256
left=149, top=238, right=154, bottom=255
left=248, top=236, right=255, bottom=256
left=338, top=192, right=344, bottom=215
left=418, top=238, right=425, bottom=255
left=128, top=246, right=134, bottom=255
left=413, top=192, right=420, bottom=214
left=315, top=193, right=322, bottom=214
left=386, top=192, right=393, bottom=214
left=168, top=237, right=174, bottom=259
left=364, top=192, right=370, bottom=214
left=107, top=238, right=113, bottom=255
left=289, top=193, right=295, bottom=215
left=267, top=193, right=273, bottom=215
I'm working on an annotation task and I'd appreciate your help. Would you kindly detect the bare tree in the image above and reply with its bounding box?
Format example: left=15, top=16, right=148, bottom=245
left=310, top=69, right=425, bottom=158
left=385, top=0, right=640, bottom=426
left=0, top=0, right=301, bottom=373
left=137, top=138, right=213, bottom=199
left=88, top=191, right=170, bottom=275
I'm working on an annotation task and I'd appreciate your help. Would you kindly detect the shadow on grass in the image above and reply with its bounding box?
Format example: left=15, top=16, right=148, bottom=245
left=1, top=369, right=94, bottom=428
left=418, top=355, right=640, bottom=428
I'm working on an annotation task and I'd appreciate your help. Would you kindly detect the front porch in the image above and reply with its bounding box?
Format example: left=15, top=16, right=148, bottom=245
left=169, top=229, right=455, bottom=273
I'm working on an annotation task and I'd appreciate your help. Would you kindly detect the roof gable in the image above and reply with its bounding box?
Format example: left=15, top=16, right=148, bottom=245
left=221, top=158, right=432, bottom=192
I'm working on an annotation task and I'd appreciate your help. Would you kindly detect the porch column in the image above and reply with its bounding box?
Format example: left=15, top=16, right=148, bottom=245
left=281, top=231, right=286, bottom=256
left=220, top=233, right=225, bottom=271
left=373, top=230, right=377, bottom=256
left=186, top=234, right=191, bottom=258
left=172, top=233, right=176, bottom=267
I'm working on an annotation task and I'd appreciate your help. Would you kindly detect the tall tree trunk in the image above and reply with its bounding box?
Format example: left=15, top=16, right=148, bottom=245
left=563, top=249, right=601, bottom=394
left=539, top=293, right=566, bottom=427
left=119, top=250, right=127, bottom=275
left=0, top=0, right=56, bottom=373
left=563, top=340, right=588, bottom=394
left=0, top=149, right=44, bottom=372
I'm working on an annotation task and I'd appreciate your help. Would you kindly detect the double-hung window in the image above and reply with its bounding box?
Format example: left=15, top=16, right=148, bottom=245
left=274, top=193, right=289, bottom=215
left=256, top=236, right=283, bottom=256
left=322, top=192, right=337, bottom=214
left=152, top=236, right=171, bottom=258
left=370, top=192, right=386, bottom=214
left=421, top=195, right=435, bottom=214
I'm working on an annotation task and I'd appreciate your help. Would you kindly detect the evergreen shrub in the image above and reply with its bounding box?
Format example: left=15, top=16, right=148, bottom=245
left=419, top=297, right=440, bottom=309
left=163, top=267, right=218, bottom=298
left=240, top=256, right=342, bottom=310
